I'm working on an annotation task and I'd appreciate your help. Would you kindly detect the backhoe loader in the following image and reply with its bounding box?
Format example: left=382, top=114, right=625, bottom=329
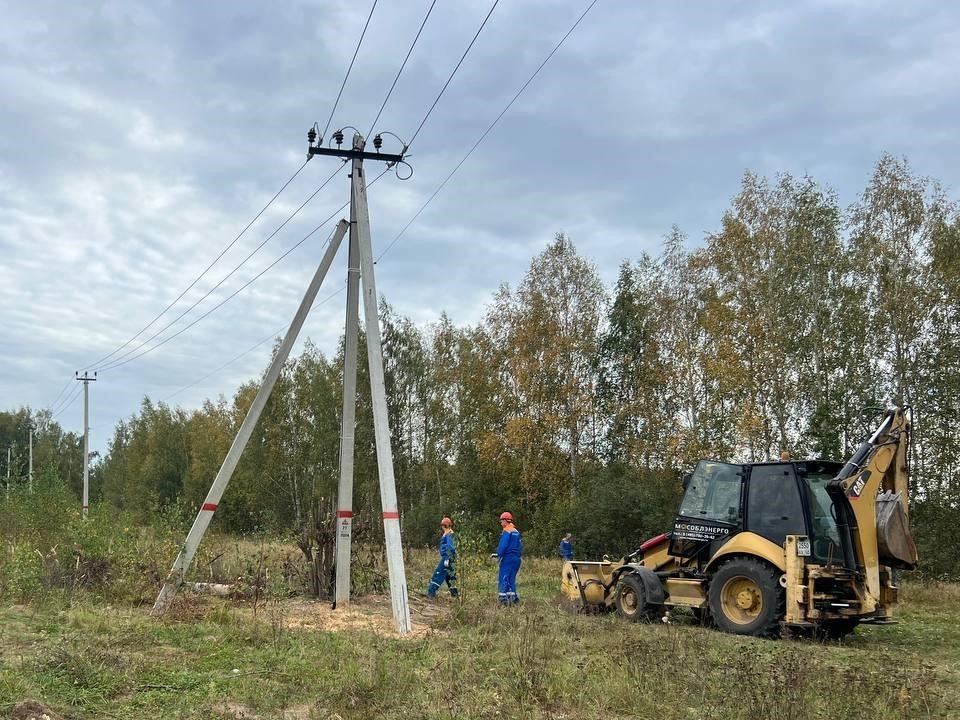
left=561, top=407, right=918, bottom=638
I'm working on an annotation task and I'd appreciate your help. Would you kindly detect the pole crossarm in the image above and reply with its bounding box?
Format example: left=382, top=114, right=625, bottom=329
left=308, top=146, right=404, bottom=164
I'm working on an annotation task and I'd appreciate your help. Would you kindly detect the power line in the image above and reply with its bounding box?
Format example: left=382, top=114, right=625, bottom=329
left=150, top=0, right=596, bottom=409
left=91, top=163, right=346, bottom=373
left=45, top=0, right=382, bottom=422
left=97, top=169, right=390, bottom=374
left=52, top=383, right=83, bottom=420
left=366, top=0, right=438, bottom=139
left=86, top=158, right=311, bottom=371
left=162, top=330, right=278, bottom=403
left=407, top=0, right=501, bottom=149
left=161, top=284, right=348, bottom=404
left=378, top=0, right=600, bottom=262
left=46, top=376, right=75, bottom=414
left=320, top=0, right=380, bottom=143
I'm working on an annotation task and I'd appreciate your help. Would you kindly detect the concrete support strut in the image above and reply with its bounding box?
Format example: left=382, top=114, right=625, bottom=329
left=152, top=219, right=349, bottom=614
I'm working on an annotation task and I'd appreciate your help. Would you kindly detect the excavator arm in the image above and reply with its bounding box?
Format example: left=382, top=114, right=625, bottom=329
left=828, top=407, right=918, bottom=607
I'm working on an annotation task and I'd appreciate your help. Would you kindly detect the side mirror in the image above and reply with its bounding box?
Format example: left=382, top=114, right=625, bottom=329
left=681, top=473, right=692, bottom=490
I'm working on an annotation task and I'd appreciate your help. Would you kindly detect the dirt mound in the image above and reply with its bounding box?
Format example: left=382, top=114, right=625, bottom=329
left=13, top=700, right=65, bottom=720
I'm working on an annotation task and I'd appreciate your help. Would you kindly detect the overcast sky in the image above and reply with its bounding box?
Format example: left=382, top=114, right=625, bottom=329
left=2, top=0, right=959, bottom=453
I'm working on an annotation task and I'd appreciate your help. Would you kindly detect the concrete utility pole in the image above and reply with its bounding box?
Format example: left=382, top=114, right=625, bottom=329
left=309, top=128, right=412, bottom=634
left=153, top=220, right=350, bottom=615
left=334, top=183, right=361, bottom=608
left=76, top=371, right=96, bottom=518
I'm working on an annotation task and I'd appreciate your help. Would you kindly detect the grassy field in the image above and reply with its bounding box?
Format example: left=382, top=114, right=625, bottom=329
left=1, top=544, right=958, bottom=720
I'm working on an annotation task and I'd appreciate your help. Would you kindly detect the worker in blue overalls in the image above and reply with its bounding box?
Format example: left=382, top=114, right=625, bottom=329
left=559, top=532, right=573, bottom=561
left=427, top=516, right=459, bottom=598
left=492, top=511, right=522, bottom=605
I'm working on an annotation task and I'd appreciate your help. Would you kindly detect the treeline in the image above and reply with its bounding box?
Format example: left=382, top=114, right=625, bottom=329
left=5, top=154, right=960, bottom=575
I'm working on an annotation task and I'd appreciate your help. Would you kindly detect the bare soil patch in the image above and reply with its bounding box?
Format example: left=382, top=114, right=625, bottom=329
left=250, top=595, right=444, bottom=638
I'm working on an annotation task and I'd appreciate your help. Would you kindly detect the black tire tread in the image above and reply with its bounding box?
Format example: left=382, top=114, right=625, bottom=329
left=615, top=573, right=661, bottom=623
left=708, top=556, right=784, bottom=638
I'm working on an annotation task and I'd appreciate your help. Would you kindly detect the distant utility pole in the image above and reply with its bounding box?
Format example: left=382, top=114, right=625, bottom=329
left=76, top=371, right=97, bottom=518
left=5, top=446, right=8, bottom=498
left=29, top=425, right=33, bottom=493
left=308, top=127, right=412, bottom=634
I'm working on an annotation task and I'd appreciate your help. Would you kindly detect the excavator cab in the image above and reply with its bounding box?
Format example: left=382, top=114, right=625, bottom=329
left=670, top=459, right=844, bottom=566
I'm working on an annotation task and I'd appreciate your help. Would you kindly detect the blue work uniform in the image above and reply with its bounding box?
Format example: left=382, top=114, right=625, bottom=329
left=559, top=538, right=573, bottom=561
left=496, top=523, right=522, bottom=605
left=427, top=530, right=459, bottom=597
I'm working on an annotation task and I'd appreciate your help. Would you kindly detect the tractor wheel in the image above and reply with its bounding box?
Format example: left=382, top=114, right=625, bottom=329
left=615, top=573, right=661, bottom=622
left=708, top=557, right=783, bottom=638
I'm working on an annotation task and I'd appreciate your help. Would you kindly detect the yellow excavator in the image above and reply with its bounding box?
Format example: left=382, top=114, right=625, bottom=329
left=561, top=407, right=918, bottom=638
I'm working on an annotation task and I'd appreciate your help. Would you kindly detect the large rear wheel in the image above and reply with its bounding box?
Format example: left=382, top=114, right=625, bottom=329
left=615, top=573, right=662, bottom=622
left=708, top=558, right=783, bottom=637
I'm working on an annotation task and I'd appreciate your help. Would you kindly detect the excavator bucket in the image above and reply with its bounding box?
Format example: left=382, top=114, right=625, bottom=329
left=876, top=491, right=918, bottom=569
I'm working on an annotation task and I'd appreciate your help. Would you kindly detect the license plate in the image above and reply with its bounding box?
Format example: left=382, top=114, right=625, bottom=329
left=796, top=538, right=811, bottom=557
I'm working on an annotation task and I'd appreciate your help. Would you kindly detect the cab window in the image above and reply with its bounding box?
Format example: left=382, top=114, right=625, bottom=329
left=678, top=461, right=742, bottom=525
left=746, top=464, right=805, bottom=547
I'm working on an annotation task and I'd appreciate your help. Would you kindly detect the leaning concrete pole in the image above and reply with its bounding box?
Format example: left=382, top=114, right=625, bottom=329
left=152, top=219, right=349, bottom=614
left=351, top=134, right=412, bottom=634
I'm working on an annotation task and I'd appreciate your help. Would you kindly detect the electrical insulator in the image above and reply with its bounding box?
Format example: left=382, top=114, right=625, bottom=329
left=307, top=127, right=317, bottom=145
left=333, top=129, right=344, bottom=146
left=373, top=134, right=383, bottom=150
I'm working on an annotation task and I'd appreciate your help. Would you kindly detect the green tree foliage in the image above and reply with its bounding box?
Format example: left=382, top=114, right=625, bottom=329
left=7, top=154, right=960, bottom=575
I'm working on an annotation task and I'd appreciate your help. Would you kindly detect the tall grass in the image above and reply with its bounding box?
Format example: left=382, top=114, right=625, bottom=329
left=1, top=485, right=954, bottom=719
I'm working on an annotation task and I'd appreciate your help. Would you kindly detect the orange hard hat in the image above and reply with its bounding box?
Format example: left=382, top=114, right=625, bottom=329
left=441, top=517, right=452, bottom=526
left=499, top=511, right=513, bottom=522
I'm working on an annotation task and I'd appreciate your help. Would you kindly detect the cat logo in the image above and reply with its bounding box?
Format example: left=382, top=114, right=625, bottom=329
left=850, top=470, right=871, bottom=498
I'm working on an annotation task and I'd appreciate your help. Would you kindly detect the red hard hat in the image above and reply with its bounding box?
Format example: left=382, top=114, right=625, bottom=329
left=441, top=517, right=452, bottom=526
left=499, top=511, right=513, bottom=521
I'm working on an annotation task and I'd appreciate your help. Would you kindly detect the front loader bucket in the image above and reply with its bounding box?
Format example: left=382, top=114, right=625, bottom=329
left=561, top=560, right=615, bottom=609
left=877, top=491, right=918, bottom=569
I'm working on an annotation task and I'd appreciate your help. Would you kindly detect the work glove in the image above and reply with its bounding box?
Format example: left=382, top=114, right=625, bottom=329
left=443, top=559, right=449, bottom=569
left=489, top=553, right=498, bottom=560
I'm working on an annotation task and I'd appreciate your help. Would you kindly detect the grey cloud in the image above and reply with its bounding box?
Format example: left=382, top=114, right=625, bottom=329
left=2, top=0, right=959, bottom=452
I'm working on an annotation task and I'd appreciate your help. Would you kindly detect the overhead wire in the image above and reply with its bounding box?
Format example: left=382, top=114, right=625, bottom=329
left=365, top=0, right=439, bottom=140
left=47, top=0, right=381, bottom=403
left=46, top=376, right=76, bottom=415
left=320, top=0, right=380, bottom=143
left=91, top=163, right=346, bottom=372
left=406, top=0, right=501, bottom=149
left=161, top=329, right=279, bottom=403
left=85, top=158, right=312, bottom=371
left=161, top=284, right=348, bottom=404
left=107, top=0, right=594, bottom=407
left=51, top=383, right=83, bottom=420
left=377, top=0, right=600, bottom=263
left=97, top=169, right=390, bottom=374
left=42, top=159, right=313, bottom=417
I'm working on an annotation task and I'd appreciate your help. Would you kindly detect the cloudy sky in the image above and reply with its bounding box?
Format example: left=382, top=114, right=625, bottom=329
left=2, top=0, right=959, bottom=453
